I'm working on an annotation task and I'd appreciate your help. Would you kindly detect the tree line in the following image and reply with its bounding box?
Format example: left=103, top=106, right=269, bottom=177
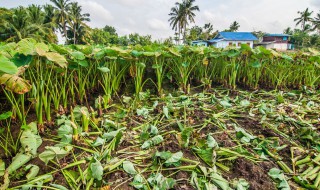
left=0, top=0, right=154, bottom=46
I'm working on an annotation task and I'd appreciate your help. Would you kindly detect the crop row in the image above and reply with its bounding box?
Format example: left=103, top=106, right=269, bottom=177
left=0, top=38, right=320, bottom=124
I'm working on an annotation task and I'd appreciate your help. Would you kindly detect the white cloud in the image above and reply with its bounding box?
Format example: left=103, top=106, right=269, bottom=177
left=311, top=0, right=320, bottom=8
left=147, top=19, right=168, bottom=31
left=78, top=0, right=113, bottom=28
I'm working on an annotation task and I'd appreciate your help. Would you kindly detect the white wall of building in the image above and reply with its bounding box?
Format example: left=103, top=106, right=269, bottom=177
left=262, top=43, right=289, bottom=51
left=273, top=43, right=288, bottom=51
left=213, top=40, right=254, bottom=48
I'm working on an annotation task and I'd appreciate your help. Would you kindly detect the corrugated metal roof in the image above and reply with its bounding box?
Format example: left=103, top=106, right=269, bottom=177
left=207, top=38, right=224, bottom=43
left=264, top=34, right=291, bottom=37
left=215, top=32, right=258, bottom=41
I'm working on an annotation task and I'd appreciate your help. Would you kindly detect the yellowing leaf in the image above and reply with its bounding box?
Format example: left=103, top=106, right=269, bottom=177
left=43, top=52, right=67, bottom=68
left=0, top=74, right=32, bottom=94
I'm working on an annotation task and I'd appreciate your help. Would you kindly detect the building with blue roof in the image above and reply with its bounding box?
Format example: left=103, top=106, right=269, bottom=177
left=192, top=32, right=258, bottom=48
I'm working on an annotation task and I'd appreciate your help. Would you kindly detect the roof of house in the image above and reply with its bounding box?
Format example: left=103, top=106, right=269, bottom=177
left=207, top=38, right=224, bottom=43
left=264, top=34, right=291, bottom=37
left=214, top=32, right=258, bottom=41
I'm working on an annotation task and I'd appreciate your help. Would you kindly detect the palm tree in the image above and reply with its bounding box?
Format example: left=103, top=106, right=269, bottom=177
left=67, top=2, right=90, bottom=44
left=283, top=27, right=293, bottom=35
left=294, top=8, right=313, bottom=31
left=180, top=0, right=200, bottom=42
left=169, top=0, right=199, bottom=44
left=312, top=12, right=320, bottom=34
left=168, top=4, right=183, bottom=44
left=50, top=0, right=71, bottom=41
left=229, top=21, right=240, bottom=32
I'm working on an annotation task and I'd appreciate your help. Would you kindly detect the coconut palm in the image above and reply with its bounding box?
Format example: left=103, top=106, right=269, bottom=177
left=67, top=2, right=90, bottom=44
left=294, top=8, right=313, bottom=31
left=312, top=12, right=320, bottom=34
left=168, top=4, right=183, bottom=44
left=50, top=0, right=71, bottom=41
left=180, top=0, right=200, bottom=42
left=169, top=0, right=199, bottom=43
left=229, top=21, right=240, bottom=32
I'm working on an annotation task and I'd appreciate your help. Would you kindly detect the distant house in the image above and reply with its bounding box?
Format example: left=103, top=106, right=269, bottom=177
left=191, top=40, right=208, bottom=47
left=258, top=34, right=294, bottom=51
left=192, top=32, right=258, bottom=48
left=210, top=32, right=258, bottom=48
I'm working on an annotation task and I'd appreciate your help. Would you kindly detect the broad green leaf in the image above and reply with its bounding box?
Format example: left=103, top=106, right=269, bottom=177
left=39, top=146, right=73, bottom=165
left=0, top=55, right=18, bottom=74
left=71, top=51, right=85, bottom=60
left=98, top=67, right=110, bottom=73
left=57, top=124, right=73, bottom=138
left=16, top=38, right=36, bottom=55
left=35, top=42, right=49, bottom=56
left=78, top=60, right=88, bottom=67
left=11, top=53, right=33, bottom=67
left=250, top=61, right=261, bottom=68
left=43, top=52, right=67, bottom=68
left=123, top=161, right=137, bottom=175
left=90, top=158, right=103, bottom=180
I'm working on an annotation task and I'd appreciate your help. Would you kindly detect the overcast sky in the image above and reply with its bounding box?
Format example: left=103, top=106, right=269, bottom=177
left=2, top=0, right=320, bottom=40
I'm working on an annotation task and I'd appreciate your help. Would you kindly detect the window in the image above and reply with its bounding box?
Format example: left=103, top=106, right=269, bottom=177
left=247, top=43, right=250, bottom=46
left=229, top=42, right=233, bottom=46
left=238, top=42, right=242, bottom=47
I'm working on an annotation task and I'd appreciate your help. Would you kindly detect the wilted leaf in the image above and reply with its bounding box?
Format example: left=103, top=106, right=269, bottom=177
left=25, top=164, right=40, bottom=180
left=7, top=153, right=32, bottom=174
left=0, top=74, right=32, bottom=94
left=20, top=129, right=42, bottom=156
left=39, top=146, right=73, bottom=165
left=123, top=161, right=137, bottom=175
left=90, top=158, right=104, bottom=180
left=141, top=135, right=164, bottom=149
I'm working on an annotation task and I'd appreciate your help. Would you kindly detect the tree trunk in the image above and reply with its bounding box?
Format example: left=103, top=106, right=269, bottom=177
left=73, top=25, right=76, bottom=45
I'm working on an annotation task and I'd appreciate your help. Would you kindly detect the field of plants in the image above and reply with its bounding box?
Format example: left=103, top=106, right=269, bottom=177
left=0, top=38, right=319, bottom=190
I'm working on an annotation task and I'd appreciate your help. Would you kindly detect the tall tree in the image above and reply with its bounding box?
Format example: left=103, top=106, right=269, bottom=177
left=50, top=0, right=71, bottom=41
left=169, top=0, right=199, bottom=44
left=67, top=2, right=90, bottom=44
left=294, top=8, right=313, bottom=31
left=312, top=12, right=320, bottom=34
left=168, top=3, right=183, bottom=44
left=229, top=21, right=240, bottom=32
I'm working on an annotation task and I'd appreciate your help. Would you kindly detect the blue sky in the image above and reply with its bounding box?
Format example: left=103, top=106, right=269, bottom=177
left=2, top=0, right=320, bottom=40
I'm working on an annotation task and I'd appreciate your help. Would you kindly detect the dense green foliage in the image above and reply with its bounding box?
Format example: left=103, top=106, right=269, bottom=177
left=0, top=39, right=319, bottom=124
